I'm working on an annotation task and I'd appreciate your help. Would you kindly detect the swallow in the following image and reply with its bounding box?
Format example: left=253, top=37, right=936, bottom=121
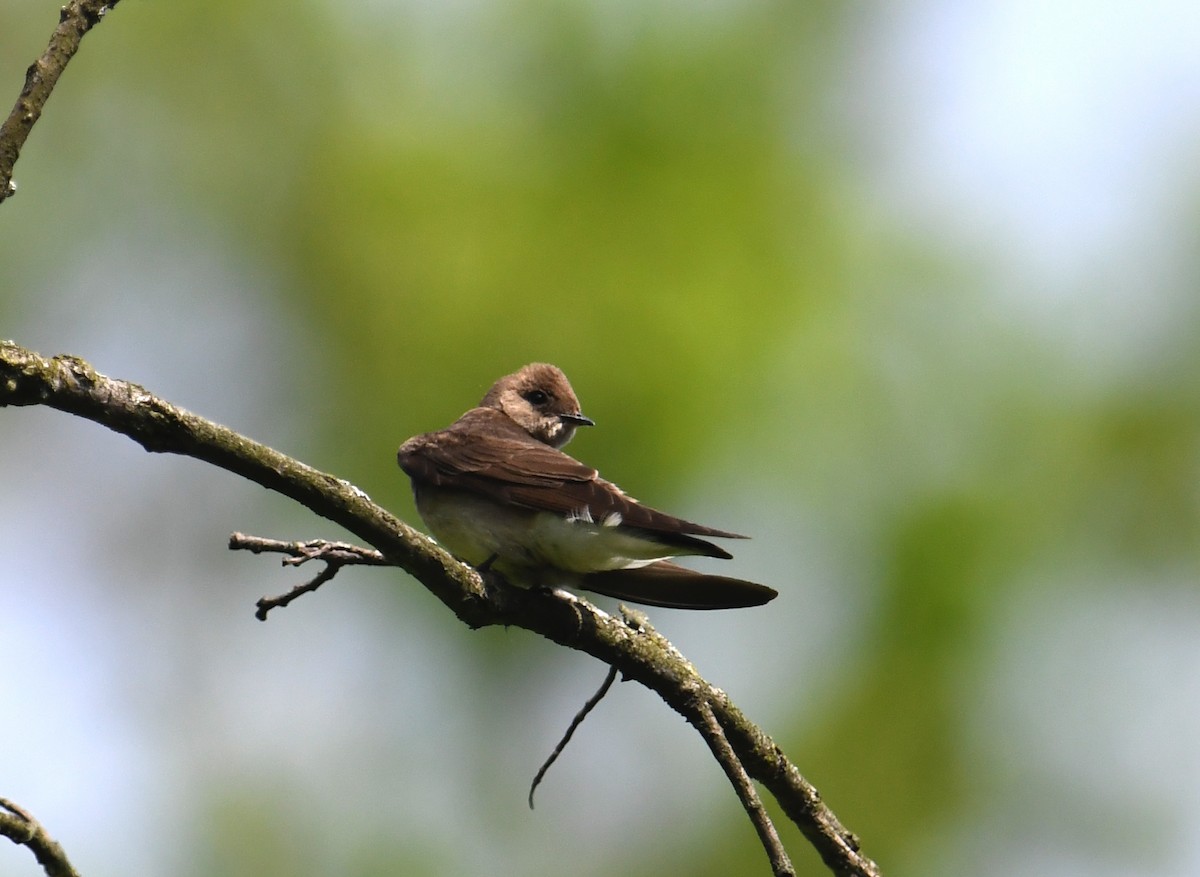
left=397, top=363, right=776, bottom=609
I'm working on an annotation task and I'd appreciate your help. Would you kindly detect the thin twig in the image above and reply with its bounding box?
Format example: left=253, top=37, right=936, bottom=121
left=230, top=534, right=394, bottom=619
left=229, top=532, right=390, bottom=566
left=253, top=562, right=341, bottom=620
left=0, top=798, right=81, bottom=877
left=528, top=664, right=620, bottom=809
left=694, top=702, right=795, bottom=877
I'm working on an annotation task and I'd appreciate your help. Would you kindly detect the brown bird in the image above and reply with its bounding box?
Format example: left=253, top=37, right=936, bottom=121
left=396, top=363, right=776, bottom=609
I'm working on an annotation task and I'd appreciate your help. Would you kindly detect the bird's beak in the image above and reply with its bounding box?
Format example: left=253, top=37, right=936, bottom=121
left=559, top=412, right=595, bottom=427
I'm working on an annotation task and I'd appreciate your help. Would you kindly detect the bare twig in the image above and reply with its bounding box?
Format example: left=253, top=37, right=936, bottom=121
left=0, top=0, right=121, bottom=204
left=0, top=342, right=882, bottom=877
left=229, top=532, right=389, bottom=567
left=694, top=703, right=794, bottom=877
left=0, top=798, right=81, bottom=877
left=227, top=533, right=391, bottom=618
left=253, top=562, right=339, bottom=620
left=528, top=664, right=620, bottom=809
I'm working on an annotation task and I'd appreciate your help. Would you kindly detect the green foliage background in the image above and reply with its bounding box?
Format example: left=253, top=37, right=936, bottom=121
left=2, top=2, right=1199, bottom=876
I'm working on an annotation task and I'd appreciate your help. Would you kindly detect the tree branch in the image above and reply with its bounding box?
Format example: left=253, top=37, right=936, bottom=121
left=0, top=341, right=881, bottom=877
left=0, top=0, right=120, bottom=204
left=694, top=700, right=794, bottom=876
left=0, top=798, right=80, bottom=877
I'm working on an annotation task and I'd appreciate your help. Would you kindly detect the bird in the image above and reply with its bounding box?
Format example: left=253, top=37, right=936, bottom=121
left=396, top=363, right=777, bottom=610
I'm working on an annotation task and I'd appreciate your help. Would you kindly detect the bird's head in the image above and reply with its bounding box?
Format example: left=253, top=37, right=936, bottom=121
left=481, top=363, right=594, bottom=448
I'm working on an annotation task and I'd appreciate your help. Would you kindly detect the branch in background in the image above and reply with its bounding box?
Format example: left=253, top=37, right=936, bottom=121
left=0, top=341, right=881, bottom=877
left=0, top=798, right=80, bottom=877
left=0, top=0, right=121, bottom=204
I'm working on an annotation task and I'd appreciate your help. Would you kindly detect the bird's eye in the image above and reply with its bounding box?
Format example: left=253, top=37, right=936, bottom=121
left=523, top=389, right=550, bottom=406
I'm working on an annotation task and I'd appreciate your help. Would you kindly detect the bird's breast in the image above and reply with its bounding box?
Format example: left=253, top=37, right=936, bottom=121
left=413, top=486, right=673, bottom=578
left=413, top=487, right=535, bottom=568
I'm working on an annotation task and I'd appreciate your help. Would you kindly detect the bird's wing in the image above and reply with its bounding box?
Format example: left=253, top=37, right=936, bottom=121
left=397, top=409, right=746, bottom=555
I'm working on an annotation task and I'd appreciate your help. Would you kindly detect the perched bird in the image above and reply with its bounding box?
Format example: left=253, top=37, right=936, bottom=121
left=396, top=364, right=776, bottom=609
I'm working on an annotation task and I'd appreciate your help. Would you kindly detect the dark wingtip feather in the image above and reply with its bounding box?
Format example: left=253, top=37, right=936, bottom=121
left=622, top=528, right=737, bottom=560
left=579, top=561, right=777, bottom=610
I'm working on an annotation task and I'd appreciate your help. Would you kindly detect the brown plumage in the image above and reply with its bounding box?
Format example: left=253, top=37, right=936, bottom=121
left=397, top=363, right=776, bottom=609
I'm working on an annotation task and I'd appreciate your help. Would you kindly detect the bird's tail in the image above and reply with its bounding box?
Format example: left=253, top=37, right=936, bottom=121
left=578, top=561, right=777, bottom=610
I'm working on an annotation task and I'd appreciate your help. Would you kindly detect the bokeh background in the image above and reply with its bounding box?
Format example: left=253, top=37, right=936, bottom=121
left=3, top=1, right=1200, bottom=875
